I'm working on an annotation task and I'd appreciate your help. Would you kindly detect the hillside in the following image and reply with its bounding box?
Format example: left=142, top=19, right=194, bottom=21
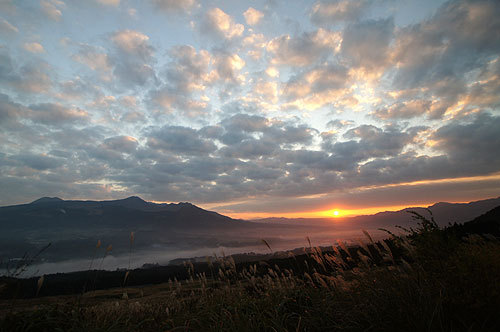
left=1, top=196, right=499, bottom=274
left=253, top=196, right=500, bottom=228
left=1, top=204, right=499, bottom=331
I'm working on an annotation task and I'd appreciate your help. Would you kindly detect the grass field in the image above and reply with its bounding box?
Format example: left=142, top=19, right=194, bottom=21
left=1, top=210, right=499, bottom=331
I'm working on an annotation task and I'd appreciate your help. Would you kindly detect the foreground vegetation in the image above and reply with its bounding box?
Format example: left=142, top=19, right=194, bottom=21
left=1, top=209, right=500, bottom=331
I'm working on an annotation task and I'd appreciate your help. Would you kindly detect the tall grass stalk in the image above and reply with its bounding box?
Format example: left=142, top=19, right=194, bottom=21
left=82, top=240, right=101, bottom=293
left=92, top=244, right=112, bottom=291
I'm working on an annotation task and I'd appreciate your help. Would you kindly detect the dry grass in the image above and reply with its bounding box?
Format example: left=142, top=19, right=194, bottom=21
left=1, top=212, right=500, bottom=331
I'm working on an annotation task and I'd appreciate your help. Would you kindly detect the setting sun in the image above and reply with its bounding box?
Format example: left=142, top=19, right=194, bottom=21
left=333, top=210, right=339, bottom=216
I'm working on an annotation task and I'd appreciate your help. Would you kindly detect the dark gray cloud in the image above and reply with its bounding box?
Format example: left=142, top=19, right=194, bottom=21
left=310, top=0, right=369, bottom=25
left=221, top=114, right=268, bottom=133
left=213, top=176, right=500, bottom=214
left=383, top=0, right=500, bottom=119
left=0, top=93, right=25, bottom=123
left=341, top=18, right=394, bottom=70
left=373, top=100, right=432, bottom=119
left=148, top=86, right=210, bottom=118
left=12, top=153, right=63, bottom=171
left=432, top=112, right=500, bottom=173
left=326, top=119, right=355, bottom=129
left=101, top=136, right=138, bottom=154
left=267, top=29, right=340, bottom=67
left=0, top=47, right=52, bottom=94
left=165, top=45, right=211, bottom=95
left=220, top=138, right=278, bottom=158
left=199, top=7, right=244, bottom=41
left=28, top=103, right=90, bottom=126
left=148, top=45, right=220, bottom=117
left=151, top=0, right=198, bottom=14
left=148, top=126, right=217, bottom=155
left=110, top=30, right=157, bottom=88
left=283, top=63, right=349, bottom=102
left=320, top=124, right=414, bottom=171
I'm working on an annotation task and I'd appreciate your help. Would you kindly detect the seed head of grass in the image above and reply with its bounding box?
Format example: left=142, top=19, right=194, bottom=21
left=36, top=275, right=44, bottom=296
left=362, top=229, right=374, bottom=243
left=261, top=239, right=273, bottom=253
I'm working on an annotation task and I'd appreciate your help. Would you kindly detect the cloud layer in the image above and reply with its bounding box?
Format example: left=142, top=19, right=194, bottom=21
left=0, top=0, right=499, bottom=216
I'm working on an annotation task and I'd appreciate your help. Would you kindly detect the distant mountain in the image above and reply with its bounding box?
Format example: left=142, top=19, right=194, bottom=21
left=450, top=205, right=500, bottom=236
left=0, top=196, right=243, bottom=231
left=253, top=197, right=500, bottom=229
left=0, top=196, right=251, bottom=263
left=350, top=196, right=500, bottom=229
left=1, top=196, right=499, bottom=272
left=30, top=197, right=63, bottom=204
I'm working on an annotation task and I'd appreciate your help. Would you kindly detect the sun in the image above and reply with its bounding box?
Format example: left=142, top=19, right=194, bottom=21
left=333, top=210, right=339, bottom=216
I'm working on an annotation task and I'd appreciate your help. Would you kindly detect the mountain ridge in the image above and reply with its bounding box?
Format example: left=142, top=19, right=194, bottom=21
left=1, top=195, right=499, bottom=272
left=252, top=196, right=500, bottom=226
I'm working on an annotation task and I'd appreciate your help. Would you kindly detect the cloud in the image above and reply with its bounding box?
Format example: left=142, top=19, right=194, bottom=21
left=282, top=63, right=352, bottom=110
left=54, top=77, right=100, bottom=101
left=326, top=119, right=355, bottom=129
left=284, top=63, right=348, bottom=98
left=214, top=114, right=316, bottom=158
left=213, top=53, right=245, bottom=82
left=388, top=0, right=500, bottom=119
left=242, top=32, right=267, bottom=60
left=266, top=125, right=316, bottom=145
left=148, top=126, right=216, bottom=155
left=0, top=93, right=26, bottom=124
left=110, top=30, right=156, bottom=87
left=154, top=46, right=246, bottom=108
left=95, top=0, right=120, bottom=6
left=72, top=44, right=113, bottom=81
left=252, top=80, right=279, bottom=104
left=373, top=99, right=431, bottom=119
left=12, top=153, right=63, bottom=171
left=165, top=45, right=212, bottom=94
left=87, top=137, right=140, bottom=168
left=0, top=48, right=52, bottom=94
left=243, top=7, right=264, bottom=25
left=267, top=29, right=341, bottom=66
left=149, top=86, right=209, bottom=118
left=310, top=0, right=368, bottom=24
left=320, top=124, right=415, bottom=171
left=111, top=30, right=153, bottom=60
left=341, top=18, right=394, bottom=70
left=1, top=0, right=499, bottom=213
left=213, top=175, right=500, bottom=215
left=201, top=7, right=244, bottom=40
left=28, top=103, right=90, bottom=125
left=40, top=0, right=65, bottom=21
left=0, top=18, right=18, bottom=34
left=151, top=0, right=197, bottom=14
left=23, top=42, right=45, bottom=54
left=432, top=113, right=500, bottom=173
left=220, top=138, right=278, bottom=158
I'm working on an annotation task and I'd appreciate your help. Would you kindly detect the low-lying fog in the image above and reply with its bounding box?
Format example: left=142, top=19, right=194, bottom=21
left=1, top=227, right=391, bottom=277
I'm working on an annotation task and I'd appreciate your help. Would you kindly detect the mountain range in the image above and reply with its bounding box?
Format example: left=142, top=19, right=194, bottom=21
left=254, top=196, right=500, bottom=228
left=1, top=196, right=499, bottom=273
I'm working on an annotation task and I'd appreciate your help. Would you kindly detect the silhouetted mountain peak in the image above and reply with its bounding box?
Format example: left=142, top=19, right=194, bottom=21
left=122, top=196, right=146, bottom=203
left=31, top=197, right=64, bottom=204
left=104, top=196, right=150, bottom=210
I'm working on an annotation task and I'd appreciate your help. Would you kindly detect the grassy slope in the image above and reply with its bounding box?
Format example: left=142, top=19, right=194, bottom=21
left=1, top=209, right=499, bottom=331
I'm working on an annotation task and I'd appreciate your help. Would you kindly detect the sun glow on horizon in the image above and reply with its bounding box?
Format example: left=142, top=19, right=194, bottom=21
left=221, top=203, right=436, bottom=220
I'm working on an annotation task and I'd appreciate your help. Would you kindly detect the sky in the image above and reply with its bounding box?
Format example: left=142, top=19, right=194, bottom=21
left=0, top=0, right=499, bottom=219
